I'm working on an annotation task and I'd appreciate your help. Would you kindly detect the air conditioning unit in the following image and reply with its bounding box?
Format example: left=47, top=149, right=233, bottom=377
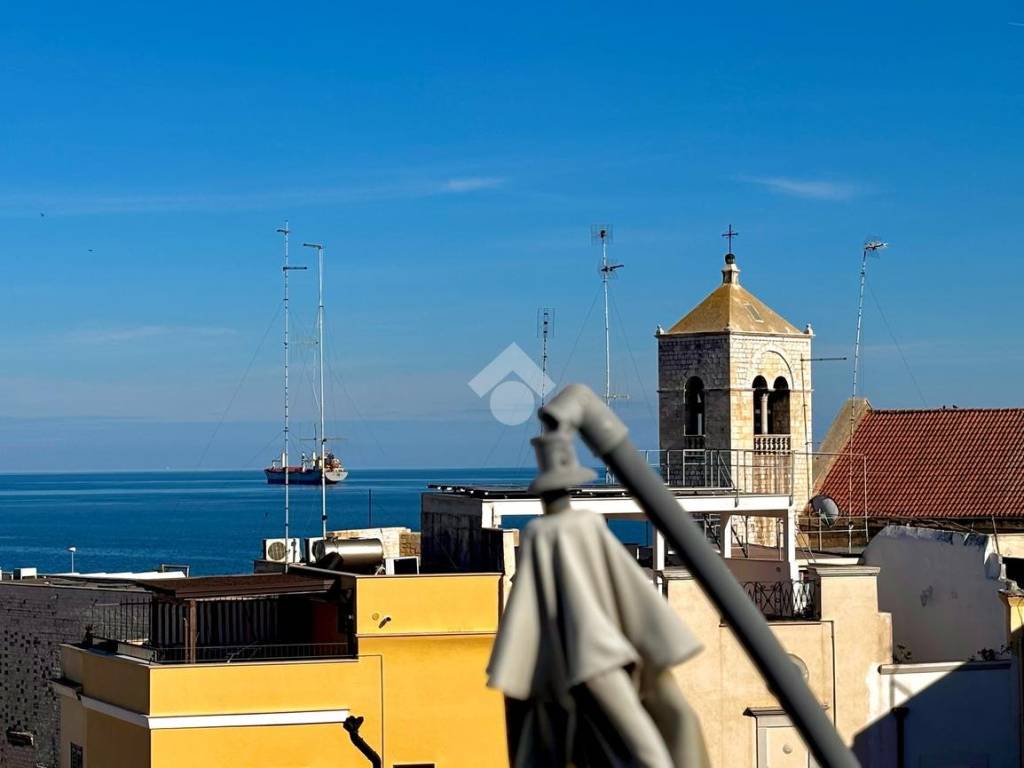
left=305, top=537, right=326, bottom=563
left=262, top=538, right=302, bottom=564
left=385, top=556, right=419, bottom=575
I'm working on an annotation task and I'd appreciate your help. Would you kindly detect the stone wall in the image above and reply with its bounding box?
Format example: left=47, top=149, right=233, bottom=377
left=0, top=580, right=142, bottom=768
left=657, top=333, right=732, bottom=448
left=729, top=333, right=813, bottom=516
left=658, top=330, right=813, bottom=509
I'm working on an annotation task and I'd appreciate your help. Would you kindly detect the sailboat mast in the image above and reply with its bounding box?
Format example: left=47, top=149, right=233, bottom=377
left=304, top=242, right=328, bottom=540
left=601, top=236, right=612, bottom=406
left=277, top=223, right=292, bottom=558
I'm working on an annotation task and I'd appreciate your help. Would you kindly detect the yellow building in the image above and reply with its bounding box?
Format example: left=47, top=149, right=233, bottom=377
left=54, top=569, right=507, bottom=768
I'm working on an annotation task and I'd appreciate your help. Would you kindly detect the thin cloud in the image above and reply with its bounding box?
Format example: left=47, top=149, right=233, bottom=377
left=742, top=176, right=866, bottom=201
left=0, top=175, right=507, bottom=217
left=439, top=176, right=505, bottom=193
left=66, top=325, right=236, bottom=344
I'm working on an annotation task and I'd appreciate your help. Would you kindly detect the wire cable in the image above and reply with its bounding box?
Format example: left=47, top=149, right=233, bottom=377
left=195, top=301, right=283, bottom=468
left=868, top=284, right=928, bottom=406
left=609, top=289, right=656, bottom=424
left=554, top=283, right=603, bottom=386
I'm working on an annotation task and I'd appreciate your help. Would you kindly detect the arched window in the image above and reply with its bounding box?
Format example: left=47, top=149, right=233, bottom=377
left=752, top=376, right=769, bottom=435
left=770, top=376, right=790, bottom=434
left=684, top=377, right=705, bottom=435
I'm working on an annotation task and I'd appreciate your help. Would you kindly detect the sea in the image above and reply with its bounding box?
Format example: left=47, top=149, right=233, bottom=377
left=0, top=469, right=652, bottom=576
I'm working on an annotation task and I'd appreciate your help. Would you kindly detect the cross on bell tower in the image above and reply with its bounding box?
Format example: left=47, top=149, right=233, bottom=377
left=722, top=224, right=738, bottom=254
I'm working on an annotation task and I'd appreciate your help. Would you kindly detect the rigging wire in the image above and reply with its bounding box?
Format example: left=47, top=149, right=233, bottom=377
left=322, top=335, right=389, bottom=465
left=554, top=283, right=603, bottom=386
left=867, top=284, right=928, bottom=407
left=609, top=289, right=656, bottom=425
left=241, top=428, right=285, bottom=470
left=195, top=301, right=283, bottom=468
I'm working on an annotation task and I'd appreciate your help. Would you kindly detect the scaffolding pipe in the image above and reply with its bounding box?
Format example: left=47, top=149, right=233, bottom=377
left=539, top=383, right=860, bottom=768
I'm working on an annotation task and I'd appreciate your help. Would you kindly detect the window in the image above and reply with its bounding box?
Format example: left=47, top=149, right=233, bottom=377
left=752, top=376, right=769, bottom=435
left=684, top=377, right=705, bottom=435
left=770, top=377, right=790, bottom=434
left=71, top=744, right=84, bottom=768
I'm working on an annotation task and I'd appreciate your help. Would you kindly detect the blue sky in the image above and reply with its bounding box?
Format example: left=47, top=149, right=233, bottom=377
left=1, top=1, right=1022, bottom=470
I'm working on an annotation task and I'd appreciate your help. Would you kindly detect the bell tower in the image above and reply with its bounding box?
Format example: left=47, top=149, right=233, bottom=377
left=656, top=237, right=814, bottom=512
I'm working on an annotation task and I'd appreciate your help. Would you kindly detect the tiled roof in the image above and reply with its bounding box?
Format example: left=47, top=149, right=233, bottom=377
left=664, top=257, right=804, bottom=336
left=816, top=408, right=1024, bottom=520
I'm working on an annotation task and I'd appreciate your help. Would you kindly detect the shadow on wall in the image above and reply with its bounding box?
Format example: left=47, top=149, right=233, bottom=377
left=852, top=658, right=1020, bottom=768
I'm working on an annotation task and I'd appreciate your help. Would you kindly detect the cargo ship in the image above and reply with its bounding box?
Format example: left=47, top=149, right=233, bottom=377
left=265, top=452, right=348, bottom=485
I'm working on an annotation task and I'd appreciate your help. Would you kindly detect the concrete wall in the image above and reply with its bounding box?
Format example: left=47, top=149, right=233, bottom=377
left=862, top=525, right=1015, bottom=662
left=856, top=661, right=1021, bottom=768
left=421, top=493, right=511, bottom=576
left=0, top=579, right=144, bottom=768
left=666, top=564, right=892, bottom=767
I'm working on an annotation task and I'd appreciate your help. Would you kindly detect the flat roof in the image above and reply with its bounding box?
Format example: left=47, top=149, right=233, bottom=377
left=426, top=483, right=746, bottom=500
left=136, top=573, right=336, bottom=600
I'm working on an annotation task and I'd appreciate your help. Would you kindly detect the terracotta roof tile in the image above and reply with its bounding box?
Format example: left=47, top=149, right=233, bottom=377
left=817, top=408, right=1024, bottom=520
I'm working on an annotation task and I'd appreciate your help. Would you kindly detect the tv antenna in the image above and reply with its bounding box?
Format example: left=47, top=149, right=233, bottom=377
left=852, top=238, right=887, bottom=399
left=592, top=225, right=627, bottom=409
left=537, top=308, right=555, bottom=406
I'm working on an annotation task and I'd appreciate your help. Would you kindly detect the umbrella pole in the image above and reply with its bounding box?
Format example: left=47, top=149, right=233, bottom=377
left=539, top=384, right=860, bottom=768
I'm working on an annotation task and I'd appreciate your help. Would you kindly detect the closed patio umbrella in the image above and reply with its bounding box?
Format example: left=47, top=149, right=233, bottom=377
left=487, top=429, right=710, bottom=768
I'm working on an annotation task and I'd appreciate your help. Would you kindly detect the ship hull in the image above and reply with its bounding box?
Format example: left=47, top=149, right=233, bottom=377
left=264, top=468, right=348, bottom=485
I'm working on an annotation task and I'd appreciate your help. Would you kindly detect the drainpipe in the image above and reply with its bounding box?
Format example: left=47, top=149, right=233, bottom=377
left=343, top=716, right=381, bottom=768
left=892, top=707, right=908, bottom=768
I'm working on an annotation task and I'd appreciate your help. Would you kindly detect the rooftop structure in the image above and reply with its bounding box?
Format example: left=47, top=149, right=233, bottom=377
left=656, top=245, right=814, bottom=526
left=815, top=403, right=1024, bottom=525
left=56, top=566, right=506, bottom=767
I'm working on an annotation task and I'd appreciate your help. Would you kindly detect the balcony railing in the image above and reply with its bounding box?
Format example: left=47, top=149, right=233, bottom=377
left=754, top=434, right=791, bottom=452
left=743, top=580, right=817, bottom=621
left=93, top=639, right=352, bottom=665
left=633, top=448, right=793, bottom=496
left=89, top=597, right=355, bottom=664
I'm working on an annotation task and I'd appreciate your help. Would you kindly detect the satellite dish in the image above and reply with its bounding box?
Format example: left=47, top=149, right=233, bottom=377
left=810, top=494, right=840, bottom=528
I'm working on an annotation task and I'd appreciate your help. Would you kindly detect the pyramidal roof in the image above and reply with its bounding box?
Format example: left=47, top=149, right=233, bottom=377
left=664, top=253, right=804, bottom=336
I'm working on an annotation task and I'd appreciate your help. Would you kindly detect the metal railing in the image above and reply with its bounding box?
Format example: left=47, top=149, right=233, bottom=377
left=631, top=448, right=794, bottom=496
left=89, top=598, right=354, bottom=664
left=743, top=580, right=817, bottom=621
left=96, top=639, right=351, bottom=665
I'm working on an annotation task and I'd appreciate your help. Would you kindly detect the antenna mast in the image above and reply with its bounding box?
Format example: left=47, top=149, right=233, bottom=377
left=303, top=241, right=328, bottom=540
left=279, top=222, right=306, bottom=561
left=538, top=307, right=554, bottom=406
left=852, top=239, right=887, bottom=399
left=592, top=225, right=626, bottom=408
